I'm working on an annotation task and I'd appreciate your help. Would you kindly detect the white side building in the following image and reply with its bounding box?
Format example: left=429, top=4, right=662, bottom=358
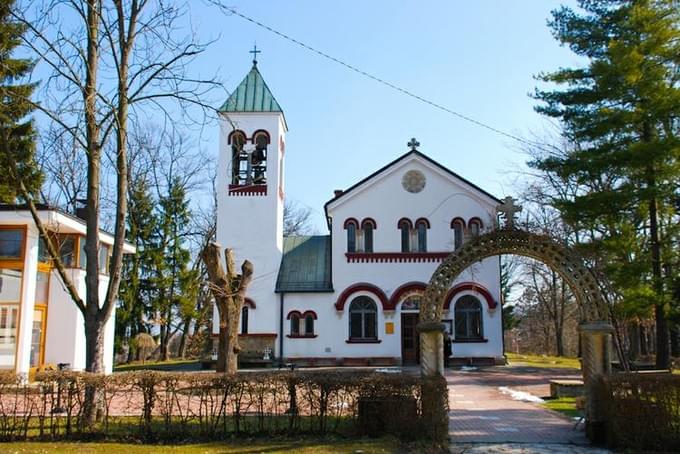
left=0, top=205, right=135, bottom=376
left=213, top=61, right=505, bottom=366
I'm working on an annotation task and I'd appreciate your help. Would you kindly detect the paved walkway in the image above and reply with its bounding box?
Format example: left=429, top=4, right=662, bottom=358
left=446, top=367, right=601, bottom=450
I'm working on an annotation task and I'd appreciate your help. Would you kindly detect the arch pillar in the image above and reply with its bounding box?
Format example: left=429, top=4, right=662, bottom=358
left=418, top=322, right=446, bottom=376
left=580, top=321, right=614, bottom=443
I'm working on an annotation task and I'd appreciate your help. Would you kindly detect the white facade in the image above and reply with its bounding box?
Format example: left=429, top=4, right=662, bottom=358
left=0, top=208, right=134, bottom=376
left=213, top=63, right=506, bottom=366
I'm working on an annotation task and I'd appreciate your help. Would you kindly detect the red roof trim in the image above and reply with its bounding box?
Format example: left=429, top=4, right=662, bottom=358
left=335, top=283, right=389, bottom=311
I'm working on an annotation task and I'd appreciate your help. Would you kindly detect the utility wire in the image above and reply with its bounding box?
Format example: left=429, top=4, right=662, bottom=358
left=218, top=4, right=548, bottom=152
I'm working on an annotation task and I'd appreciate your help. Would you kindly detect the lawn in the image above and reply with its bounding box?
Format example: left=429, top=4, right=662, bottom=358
left=113, top=358, right=201, bottom=372
left=506, top=353, right=581, bottom=369
left=2, top=437, right=402, bottom=453
left=542, top=397, right=582, bottom=420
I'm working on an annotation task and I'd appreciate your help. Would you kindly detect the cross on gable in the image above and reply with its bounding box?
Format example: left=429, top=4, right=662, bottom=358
left=250, top=44, right=261, bottom=64
left=408, top=138, right=420, bottom=151
left=496, top=196, right=522, bottom=230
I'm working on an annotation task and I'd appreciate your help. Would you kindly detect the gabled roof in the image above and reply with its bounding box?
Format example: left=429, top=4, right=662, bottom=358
left=323, top=150, right=502, bottom=228
left=219, top=63, right=284, bottom=114
left=275, top=235, right=333, bottom=293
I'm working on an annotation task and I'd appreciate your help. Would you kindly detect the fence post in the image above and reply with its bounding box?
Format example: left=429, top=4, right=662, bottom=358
left=579, top=321, right=613, bottom=444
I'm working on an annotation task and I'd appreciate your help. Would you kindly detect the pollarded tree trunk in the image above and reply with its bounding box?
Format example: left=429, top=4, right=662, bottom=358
left=201, top=244, right=253, bottom=374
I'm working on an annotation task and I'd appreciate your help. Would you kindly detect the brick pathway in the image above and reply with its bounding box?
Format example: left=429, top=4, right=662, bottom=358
left=447, top=368, right=589, bottom=445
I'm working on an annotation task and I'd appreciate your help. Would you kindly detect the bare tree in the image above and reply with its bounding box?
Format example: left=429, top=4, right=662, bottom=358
left=202, top=244, right=253, bottom=373
left=283, top=199, right=316, bottom=236
left=12, top=0, right=220, bottom=378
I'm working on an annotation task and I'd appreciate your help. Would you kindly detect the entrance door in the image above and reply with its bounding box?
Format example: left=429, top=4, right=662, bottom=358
left=401, top=313, right=420, bottom=365
left=30, top=308, right=46, bottom=368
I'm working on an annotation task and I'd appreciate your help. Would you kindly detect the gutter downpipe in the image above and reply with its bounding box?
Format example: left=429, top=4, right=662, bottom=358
left=279, top=292, right=285, bottom=365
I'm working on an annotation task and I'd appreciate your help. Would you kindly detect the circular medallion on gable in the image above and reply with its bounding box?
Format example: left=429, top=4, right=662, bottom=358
left=402, top=170, right=426, bottom=193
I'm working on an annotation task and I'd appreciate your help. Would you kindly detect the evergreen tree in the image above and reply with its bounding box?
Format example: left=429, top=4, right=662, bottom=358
left=0, top=0, right=41, bottom=201
left=533, top=0, right=680, bottom=367
left=117, top=178, right=162, bottom=361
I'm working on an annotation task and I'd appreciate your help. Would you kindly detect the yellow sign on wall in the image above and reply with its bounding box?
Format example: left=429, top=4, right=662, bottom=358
left=385, top=322, right=394, bottom=335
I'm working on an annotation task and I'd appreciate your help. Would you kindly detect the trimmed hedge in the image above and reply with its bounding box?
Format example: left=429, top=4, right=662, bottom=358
left=599, top=373, right=680, bottom=451
left=0, top=370, right=448, bottom=443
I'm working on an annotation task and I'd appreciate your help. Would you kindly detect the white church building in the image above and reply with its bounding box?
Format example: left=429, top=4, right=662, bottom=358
left=213, top=60, right=505, bottom=367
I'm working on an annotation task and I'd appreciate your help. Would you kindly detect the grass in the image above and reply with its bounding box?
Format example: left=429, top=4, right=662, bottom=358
left=543, top=397, right=581, bottom=420
left=113, top=359, right=201, bottom=372
left=506, top=353, right=581, bottom=369
left=0, top=437, right=403, bottom=453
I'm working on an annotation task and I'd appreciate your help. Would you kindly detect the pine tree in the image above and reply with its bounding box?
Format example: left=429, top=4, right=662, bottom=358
left=533, top=0, right=680, bottom=367
left=0, top=0, right=41, bottom=201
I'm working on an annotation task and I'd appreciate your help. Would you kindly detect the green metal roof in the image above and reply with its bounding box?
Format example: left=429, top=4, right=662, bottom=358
left=219, top=63, right=284, bottom=113
left=276, top=235, right=333, bottom=293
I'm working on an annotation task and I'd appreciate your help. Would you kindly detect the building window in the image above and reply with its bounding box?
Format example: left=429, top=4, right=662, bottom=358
left=35, top=271, right=49, bottom=305
left=451, top=218, right=465, bottom=250
left=290, top=313, right=300, bottom=336
left=304, top=314, right=315, bottom=336
left=229, top=130, right=248, bottom=185
left=345, top=220, right=357, bottom=253
left=241, top=306, right=249, bottom=334
left=0, top=268, right=21, bottom=370
left=360, top=219, right=376, bottom=253
left=454, top=295, right=483, bottom=340
left=415, top=218, right=429, bottom=252
left=251, top=130, right=269, bottom=185
left=98, top=245, right=109, bottom=274
left=469, top=218, right=483, bottom=237
left=0, top=229, right=23, bottom=259
left=398, top=218, right=412, bottom=253
left=349, top=296, right=377, bottom=340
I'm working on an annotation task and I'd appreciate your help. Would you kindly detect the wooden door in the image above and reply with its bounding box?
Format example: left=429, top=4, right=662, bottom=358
left=401, top=313, right=420, bottom=365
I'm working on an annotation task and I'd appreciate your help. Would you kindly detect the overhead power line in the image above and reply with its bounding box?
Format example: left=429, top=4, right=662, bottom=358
left=217, top=4, right=547, bottom=151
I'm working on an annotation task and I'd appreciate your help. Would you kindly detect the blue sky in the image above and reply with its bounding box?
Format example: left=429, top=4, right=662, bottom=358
left=189, top=1, right=581, bottom=231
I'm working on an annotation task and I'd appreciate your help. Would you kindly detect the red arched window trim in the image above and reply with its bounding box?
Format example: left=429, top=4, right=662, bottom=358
left=286, top=310, right=302, bottom=320
left=228, top=129, right=247, bottom=145
left=302, top=310, right=318, bottom=320
left=397, top=217, right=413, bottom=229
left=343, top=218, right=360, bottom=229
left=443, top=282, right=497, bottom=310
left=388, top=281, right=427, bottom=310
left=250, top=129, right=271, bottom=144
left=468, top=217, right=484, bottom=228
left=361, top=218, right=377, bottom=229
left=450, top=217, right=466, bottom=229
left=334, top=283, right=389, bottom=311
left=415, top=218, right=430, bottom=229
left=244, top=298, right=256, bottom=309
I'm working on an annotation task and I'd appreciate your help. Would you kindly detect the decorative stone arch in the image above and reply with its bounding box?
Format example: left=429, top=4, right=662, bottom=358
left=419, top=197, right=613, bottom=438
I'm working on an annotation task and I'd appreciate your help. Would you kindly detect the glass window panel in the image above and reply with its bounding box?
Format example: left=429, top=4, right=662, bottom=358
left=0, top=230, right=23, bottom=259
left=79, top=237, right=87, bottom=269
left=0, top=269, right=22, bottom=302
left=364, top=312, right=376, bottom=338
left=30, top=309, right=44, bottom=367
left=350, top=313, right=362, bottom=338
left=363, top=225, right=373, bottom=253
left=35, top=271, right=49, bottom=304
left=417, top=224, right=427, bottom=252
left=98, top=245, right=109, bottom=273
left=347, top=224, right=356, bottom=253
left=290, top=316, right=300, bottom=335
left=0, top=304, right=18, bottom=369
left=400, top=225, right=410, bottom=252
left=454, top=224, right=463, bottom=249
left=59, top=236, right=75, bottom=267
left=38, top=237, right=50, bottom=263
left=304, top=315, right=314, bottom=335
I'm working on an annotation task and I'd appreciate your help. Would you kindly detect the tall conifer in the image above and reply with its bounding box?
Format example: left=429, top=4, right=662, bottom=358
left=533, top=0, right=680, bottom=367
left=0, top=0, right=41, bottom=201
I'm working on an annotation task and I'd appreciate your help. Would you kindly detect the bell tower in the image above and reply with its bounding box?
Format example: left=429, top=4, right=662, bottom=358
left=216, top=53, right=287, bottom=334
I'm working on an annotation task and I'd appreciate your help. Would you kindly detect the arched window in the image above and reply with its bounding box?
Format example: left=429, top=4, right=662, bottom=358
left=241, top=306, right=249, bottom=334
left=451, top=218, right=465, bottom=250
left=415, top=219, right=429, bottom=252
left=290, top=313, right=300, bottom=336
left=361, top=218, right=376, bottom=253
left=251, top=130, right=269, bottom=184
left=344, top=219, right=358, bottom=253
left=349, top=296, right=377, bottom=340
left=398, top=218, right=412, bottom=253
left=454, top=295, right=483, bottom=340
left=469, top=218, right=483, bottom=237
left=304, top=314, right=315, bottom=335
left=229, top=130, right=247, bottom=185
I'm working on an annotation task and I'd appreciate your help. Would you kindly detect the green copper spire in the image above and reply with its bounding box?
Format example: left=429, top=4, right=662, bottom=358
left=219, top=60, right=284, bottom=114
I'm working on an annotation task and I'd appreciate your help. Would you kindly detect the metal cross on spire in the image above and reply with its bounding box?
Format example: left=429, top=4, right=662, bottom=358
left=496, top=196, right=522, bottom=230
left=408, top=137, right=420, bottom=151
left=250, top=44, right=261, bottom=65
